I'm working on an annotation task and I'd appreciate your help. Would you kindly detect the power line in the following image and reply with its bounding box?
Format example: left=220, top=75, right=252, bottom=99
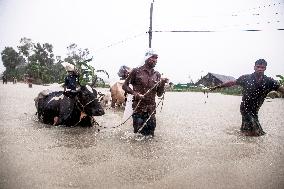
left=93, top=32, right=146, bottom=53
left=151, top=30, right=214, bottom=33
left=174, top=1, right=284, bottom=18
left=94, top=1, right=284, bottom=52
left=149, top=28, right=284, bottom=33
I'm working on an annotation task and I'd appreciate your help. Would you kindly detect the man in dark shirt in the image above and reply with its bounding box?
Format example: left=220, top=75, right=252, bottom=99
left=64, top=70, right=79, bottom=92
left=210, top=59, right=284, bottom=136
left=122, top=49, right=168, bottom=137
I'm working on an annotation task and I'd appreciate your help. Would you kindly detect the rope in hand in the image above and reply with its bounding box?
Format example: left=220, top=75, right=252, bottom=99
left=93, top=80, right=165, bottom=130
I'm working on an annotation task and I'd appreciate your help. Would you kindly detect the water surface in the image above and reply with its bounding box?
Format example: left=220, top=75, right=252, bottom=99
left=0, top=83, right=283, bottom=189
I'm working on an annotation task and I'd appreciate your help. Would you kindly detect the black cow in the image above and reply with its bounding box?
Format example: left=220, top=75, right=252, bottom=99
left=35, top=85, right=105, bottom=127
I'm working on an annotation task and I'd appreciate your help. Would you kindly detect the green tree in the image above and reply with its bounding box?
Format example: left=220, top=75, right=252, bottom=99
left=26, top=42, right=56, bottom=83
left=64, top=43, right=109, bottom=86
left=1, top=47, right=23, bottom=69
left=2, top=38, right=109, bottom=85
left=1, top=46, right=25, bottom=79
left=18, top=37, right=33, bottom=58
left=64, top=43, right=90, bottom=65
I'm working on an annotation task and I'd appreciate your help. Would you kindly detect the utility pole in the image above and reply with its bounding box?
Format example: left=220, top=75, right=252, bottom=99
left=148, top=0, right=154, bottom=48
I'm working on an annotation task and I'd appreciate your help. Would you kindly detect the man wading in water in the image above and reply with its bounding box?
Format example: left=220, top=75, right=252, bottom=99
left=210, top=59, right=284, bottom=136
left=122, top=49, right=168, bottom=137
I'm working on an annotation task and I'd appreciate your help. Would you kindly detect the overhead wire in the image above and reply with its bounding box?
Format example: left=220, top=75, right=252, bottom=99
left=93, top=32, right=147, bottom=53
left=151, top=1, right=284, bottom=32
left=94, top=1, right=284, bottom=53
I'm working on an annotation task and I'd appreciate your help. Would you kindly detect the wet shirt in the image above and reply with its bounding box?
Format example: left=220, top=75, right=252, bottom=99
left=65, top=74, right=78, bottom=91
left=236, top=73, right=280, bottom=113
left=129, top=65, right=163, bottom=113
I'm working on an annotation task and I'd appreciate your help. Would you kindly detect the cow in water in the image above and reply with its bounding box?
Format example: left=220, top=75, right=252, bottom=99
left=110, top=81, right=126, bottom=108
left=35, top=85, right=105, bottom=127
left=109, top=65, right=132, bottom=108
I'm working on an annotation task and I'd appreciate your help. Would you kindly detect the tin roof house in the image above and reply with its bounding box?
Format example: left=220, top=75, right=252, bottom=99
left=195, top=72, right=236, bottom=87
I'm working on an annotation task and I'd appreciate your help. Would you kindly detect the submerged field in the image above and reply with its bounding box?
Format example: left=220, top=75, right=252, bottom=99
left=1, top=82, right=284, bottom=189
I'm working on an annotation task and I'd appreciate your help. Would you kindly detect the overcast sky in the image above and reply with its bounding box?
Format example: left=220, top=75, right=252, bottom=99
left=0, top=0, right=283, bottom=83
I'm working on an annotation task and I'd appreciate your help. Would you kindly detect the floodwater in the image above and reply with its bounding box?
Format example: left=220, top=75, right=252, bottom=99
left=0, top=82, right=284, bottom=189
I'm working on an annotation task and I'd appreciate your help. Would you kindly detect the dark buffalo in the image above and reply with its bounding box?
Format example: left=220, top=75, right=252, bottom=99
left=35, top=85, right=105, bottom=127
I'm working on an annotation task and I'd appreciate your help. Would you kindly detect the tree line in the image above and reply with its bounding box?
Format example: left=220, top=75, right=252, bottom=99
left=1, top=37, right=108, bottom=86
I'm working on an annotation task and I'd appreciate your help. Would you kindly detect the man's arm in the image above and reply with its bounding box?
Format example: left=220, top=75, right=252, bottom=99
left=210, top=80, right=237, bottom=91
left=122, top=70, right=143, bottom=99
left=122, top=71, right=135, bottom=95
left=156, top=78, right=169, bottom=97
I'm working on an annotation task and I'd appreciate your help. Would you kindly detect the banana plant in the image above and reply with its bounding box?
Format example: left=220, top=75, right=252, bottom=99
left=75, top=58, right=109, bottom=87
left=276, top=75, right=284, bottom=85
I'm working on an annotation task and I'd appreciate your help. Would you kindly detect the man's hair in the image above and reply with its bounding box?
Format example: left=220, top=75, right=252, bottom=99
left=255, top=59, right=267, bottom=66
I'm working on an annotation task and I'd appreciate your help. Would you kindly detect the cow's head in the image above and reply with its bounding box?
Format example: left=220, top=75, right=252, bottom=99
left=77, top=85, right=105, bottom=116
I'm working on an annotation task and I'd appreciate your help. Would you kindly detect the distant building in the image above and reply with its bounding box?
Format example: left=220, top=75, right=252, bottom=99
left=195, top=72, right=235, bottom=87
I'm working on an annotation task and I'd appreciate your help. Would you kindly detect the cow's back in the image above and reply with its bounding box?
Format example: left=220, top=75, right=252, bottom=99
left=35, top=90, right=65, bottom=123
left=37, top=91, right=63, bottom=108
left=44, top=91, right=65, bottom=110
left=110, top=81, right=126, bottom=107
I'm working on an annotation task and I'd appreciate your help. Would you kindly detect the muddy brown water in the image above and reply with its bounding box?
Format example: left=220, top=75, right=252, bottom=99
left=0, top=82, right=283, bottom=189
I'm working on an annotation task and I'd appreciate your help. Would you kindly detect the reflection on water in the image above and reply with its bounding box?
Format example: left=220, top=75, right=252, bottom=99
left=0, top=83, right=284, bottom=189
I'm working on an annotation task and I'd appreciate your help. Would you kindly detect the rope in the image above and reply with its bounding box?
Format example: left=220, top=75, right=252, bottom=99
left=95, top=80, right=165, bottom=130
left=71, top=96, right=98, bottom=127
left=137, top=94, right=165, bottom=133
left=93, top=95, right=165, bottom=131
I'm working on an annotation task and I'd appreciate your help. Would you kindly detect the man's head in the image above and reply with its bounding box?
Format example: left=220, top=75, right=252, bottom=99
left=254, top=59, right=267, bottom=75
left=118, top=65, right=131, bottom=79
left=144, top=49, right=158, bottom=68
left=68, top=71, right=74, bottom=75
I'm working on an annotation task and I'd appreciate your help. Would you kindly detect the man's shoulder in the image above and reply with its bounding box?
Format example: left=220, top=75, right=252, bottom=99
left=241, top=73, right=252, bottom=77
left=133, top=66, right=160, bottom=75
left=136, top=65, right=147, bottom=71
left=133, top=67, right=141, bottom=71
left=263, top=75, right=276, bottom=81
left=238, top=74, right=251, bottom=80
left=129, top=67, right=140, bottom=75
left=235, top=74, right=251, bottom=85
left=264, top=75, right=280, bottom=86
left=153, top=69, right=161, bottom=75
